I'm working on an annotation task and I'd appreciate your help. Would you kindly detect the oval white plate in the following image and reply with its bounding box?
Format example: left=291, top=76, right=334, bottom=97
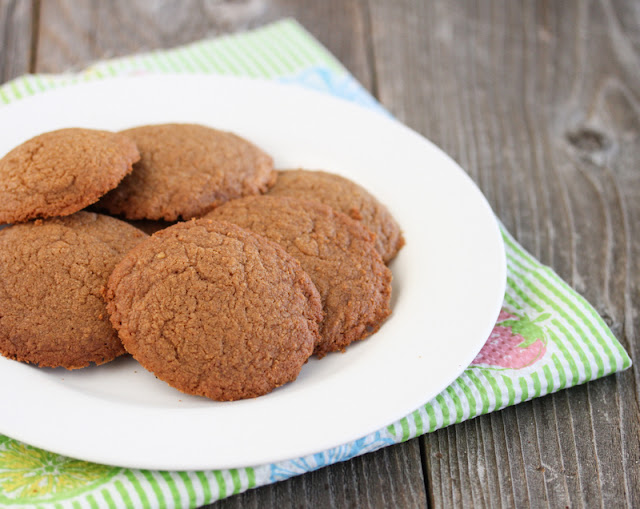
left=0, top=75, right=505, bottom=471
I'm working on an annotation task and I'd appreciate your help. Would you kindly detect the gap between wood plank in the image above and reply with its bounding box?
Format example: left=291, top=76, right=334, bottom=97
left=29, top=0, right=40, bottom=72
left=360, top=0, right=379, bottom=100
left=418, top=438, right=433, bottom=508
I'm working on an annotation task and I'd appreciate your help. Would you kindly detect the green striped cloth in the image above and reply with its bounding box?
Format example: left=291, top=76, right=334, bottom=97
left=0, top=19, right=631, bottom=509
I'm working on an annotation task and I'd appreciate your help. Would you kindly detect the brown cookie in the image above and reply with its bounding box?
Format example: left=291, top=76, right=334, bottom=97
left=206, top=196, right=392, bottom=357
left=0, top=212, right=147, bottom=369
left=0, top=128, right=139, bottom=224
left=50, top=212, right=150, bottom=256
left=268, top=169, right=405, bottom=263
left=96, top=123, right=276, bottom=221
left=105, top=219, right=323, bottom=401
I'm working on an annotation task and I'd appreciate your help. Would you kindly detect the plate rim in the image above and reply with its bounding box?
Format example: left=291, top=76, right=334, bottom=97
left=0, top=74, right=506, bottom=470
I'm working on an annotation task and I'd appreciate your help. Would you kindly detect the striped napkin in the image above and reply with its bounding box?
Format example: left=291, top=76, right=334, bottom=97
left=0, top=19, right=630, bottom=509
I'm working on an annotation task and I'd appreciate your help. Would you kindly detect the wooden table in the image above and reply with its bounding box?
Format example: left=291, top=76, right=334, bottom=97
left=1, top=1, right=638, bottom=507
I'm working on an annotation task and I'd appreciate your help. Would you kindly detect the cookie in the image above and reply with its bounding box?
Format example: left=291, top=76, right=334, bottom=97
left=0, top=212, right=147, bottom=369
left=96, top=123, right=276, bottom=221
left=206, top=196, right=392, bottom=357
left=105, top=219, right=323, bottom=401
left=0, top=128, right=139, bottom=224
left=50, top=212, right=149, bottom=256
left=268, top=169, right=405, bottom=263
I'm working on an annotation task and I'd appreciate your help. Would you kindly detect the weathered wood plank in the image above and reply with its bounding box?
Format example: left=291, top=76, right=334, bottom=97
left=246, top=0, right=374, bottom=89
left=0, top=0, right=33, bottom=82
left=214, top=440, right=427, bottom=509
left=35, top=0, right=373, bottom=88
left=368, top=0, right=639, bottom=507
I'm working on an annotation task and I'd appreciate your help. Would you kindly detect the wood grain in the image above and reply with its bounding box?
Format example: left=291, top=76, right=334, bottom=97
left=215, top=441, right=427, bottom=509
left=35, top=0, right=268, bottom=72
left=367, top=0, right=639, bottom=507
left=1, top=0, right=637, bottom=507
left=0, top=0, right=34, bottom=82
left=35, top=0, right=373, bottom=88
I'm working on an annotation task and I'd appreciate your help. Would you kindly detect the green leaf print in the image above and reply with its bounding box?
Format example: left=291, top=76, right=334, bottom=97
left=0, top=439, right=120, bottom=504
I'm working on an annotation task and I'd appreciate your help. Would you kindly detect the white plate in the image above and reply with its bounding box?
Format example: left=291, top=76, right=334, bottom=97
left=0, top=75, right=505, bottom=471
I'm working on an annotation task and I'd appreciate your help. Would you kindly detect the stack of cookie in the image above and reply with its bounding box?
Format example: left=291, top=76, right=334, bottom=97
left=0, top=124, right=404, bottom=401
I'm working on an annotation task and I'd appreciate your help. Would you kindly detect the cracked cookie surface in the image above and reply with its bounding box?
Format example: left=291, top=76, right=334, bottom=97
left=0, top=212, right=147, bottom=369
left=96, top=123, right=276, bottom=221
left=206, top=195, right=392, bottom=357
left=0, top=128, right=139, bottom=224
left=105, top=219, right=323, bottom=401
left=268, top=169, right=405, bottom=263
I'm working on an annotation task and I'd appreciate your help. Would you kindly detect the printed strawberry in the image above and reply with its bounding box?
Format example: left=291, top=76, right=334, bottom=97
left=472, top=310, right=550, bottom=369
